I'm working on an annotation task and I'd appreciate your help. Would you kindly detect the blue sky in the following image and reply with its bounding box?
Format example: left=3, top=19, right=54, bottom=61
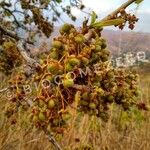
left=58, top=0, right=150, bottom=33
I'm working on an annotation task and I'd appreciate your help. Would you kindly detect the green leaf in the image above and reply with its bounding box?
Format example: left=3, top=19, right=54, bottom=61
left=135, top=0, right=144, bottom=4
left=56, top=0, right=62, bottom=3
left=91, top=18, right=125, bottom=28
left=90, top=11, right=97, bottom=25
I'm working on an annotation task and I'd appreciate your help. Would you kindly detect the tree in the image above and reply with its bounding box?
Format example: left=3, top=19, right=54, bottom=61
left=0, top=0, right=145, bottom=150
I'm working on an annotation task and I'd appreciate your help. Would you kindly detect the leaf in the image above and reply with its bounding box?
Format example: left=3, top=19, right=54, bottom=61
left=55, top=0, right=62, bottom=3
left=90, top=11, right=97, bottom=25
left=135, top=0, right=144, bottom=4
left=91, top=18, right=125, bottom=28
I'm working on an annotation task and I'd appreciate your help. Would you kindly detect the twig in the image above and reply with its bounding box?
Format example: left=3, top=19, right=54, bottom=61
left=101, top=0, right=136, bottom=21
left=43, top=128, right=63, bottom=150
left=84, top=0, right=137, bottom=41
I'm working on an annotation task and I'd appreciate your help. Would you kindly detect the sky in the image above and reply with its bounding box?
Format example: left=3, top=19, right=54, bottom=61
left=61, top=0, right=150, bottom=33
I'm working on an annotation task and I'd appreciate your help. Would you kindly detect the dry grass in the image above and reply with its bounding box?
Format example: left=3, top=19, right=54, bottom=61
left=0, top=68, right=150, bottom=150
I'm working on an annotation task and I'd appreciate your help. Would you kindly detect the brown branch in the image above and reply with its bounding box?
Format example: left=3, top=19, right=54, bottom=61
left=72, top=84, right=92, bottom=92
left=101, top=0, right=137, bottom=21
left=0, top=24, right=33, bottom=44
left=85, top=0, right=137, bottom=41
left=17, top=40, right=38, bottom=65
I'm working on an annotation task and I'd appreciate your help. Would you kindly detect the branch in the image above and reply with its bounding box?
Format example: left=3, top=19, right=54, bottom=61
left=43, top=129, right=63, bottom=150
left=85, top=0, right=137, bottom=40
left=0, top=25, right=39, bottom=67
left=101, top=0, right=137, bottom=21
left=17, top=40, right=38, bottom=66
left=0, top=24, right=32, bottom=44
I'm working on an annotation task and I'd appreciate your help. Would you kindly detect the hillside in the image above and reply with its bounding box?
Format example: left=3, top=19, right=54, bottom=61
left=31, top=28, right=150, bottom=58
left=102, top=30, right=150, bottom=56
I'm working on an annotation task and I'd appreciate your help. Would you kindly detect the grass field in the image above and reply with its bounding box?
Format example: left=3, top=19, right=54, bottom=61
left=0, top=65, right=150, bottom=150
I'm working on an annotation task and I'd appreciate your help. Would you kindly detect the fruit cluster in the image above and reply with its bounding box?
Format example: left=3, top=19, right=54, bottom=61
left=0, top=40, right=23, bottom=74
left=26, top=23, right=140, bottom=132
left=109, top=8, right=139, bottom=30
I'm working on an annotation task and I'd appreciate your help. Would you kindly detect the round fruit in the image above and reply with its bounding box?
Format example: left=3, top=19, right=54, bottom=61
left=82, top=92, right=89, bottom=100
left=107, top=95, right=114, bottom=103
left=89, top=102, right=96, bottom=109
left=107, top=71, right=114, bottom=79
left=81, top=57, right=89, bottom=65
left=62, top=79, right=74, bottom=88
left=75, top=34, right=85, bottom=44
left=94, top=45, right=102, bottom=52
left=80, top=100, right=88, bottom=106
left=52, top=40, right=63, bottom=49
left=60, top=23, right=72, bottom=34
left=62, top=113, right=72, bottom=121
left=47, top=63, right=59, bottom=74
left=65, top=63, right=74, bottom=72
left=32, top=115, right=38, bottom=123
left=49, top=50, right=59, bottom=60
left=68, top=58, right=80, bottom=66
left=48, top=99, right=55, bottom=109
left=38, top=112, right=46, bottom=121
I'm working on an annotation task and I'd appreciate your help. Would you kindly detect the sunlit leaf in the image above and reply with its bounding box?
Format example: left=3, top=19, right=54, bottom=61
left=90, top=11, right=97, bottom=25
left=135, top=0, right=144, bottom=4
left=91, top=18, right=125, bottom=28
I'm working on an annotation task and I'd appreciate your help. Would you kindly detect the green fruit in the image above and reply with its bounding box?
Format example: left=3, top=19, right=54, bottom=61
left=101, top=42, right=107, bottom=49
left=75, top=34, right=85, bottom=44
left=53, top=119, right=59, bottom=126
left=47, top=63, right=59, bottom=74
left=81, top=57, right=89, bottom=65
left=65, top=63, right=74, bottom=72
left=68, top=58, right=80, bottom=66
left=32, top=115, right=38, bottom=123
left=39, top=100, right=45, bottom=107
left=52, top=41, right=63, bottom=49
left=38, top=112, right=46, bottom=121
left=80, top=100, right=88, bottom=106
left=107, top=71, right=114, bottom=79
left=107, top=95, right=114, bottom=103
left=62, top=79, right=74, bottom=88
left=89, top=102, right=96, bottom=109
left=101, top=54, right=108, bottom=62
left=97, top=88, right=104, bottom=96
left=49, top=50, right=59, bottom=60
left=62, top=113, right=72, bottom=121
left=46, top=75, right=54, bottom=83
left=82, top=92, right=89, bottom=100
left=60, top=23, right=72, bottom=34
left=94, top=45, right=102, bottom=52
left=48, top=99, right=55, bottom=109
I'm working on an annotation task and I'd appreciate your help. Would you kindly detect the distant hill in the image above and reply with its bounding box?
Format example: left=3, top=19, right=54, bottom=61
left=102, top=30, right=150, bottom=57
left=31, top=27, right=150, bottom=58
